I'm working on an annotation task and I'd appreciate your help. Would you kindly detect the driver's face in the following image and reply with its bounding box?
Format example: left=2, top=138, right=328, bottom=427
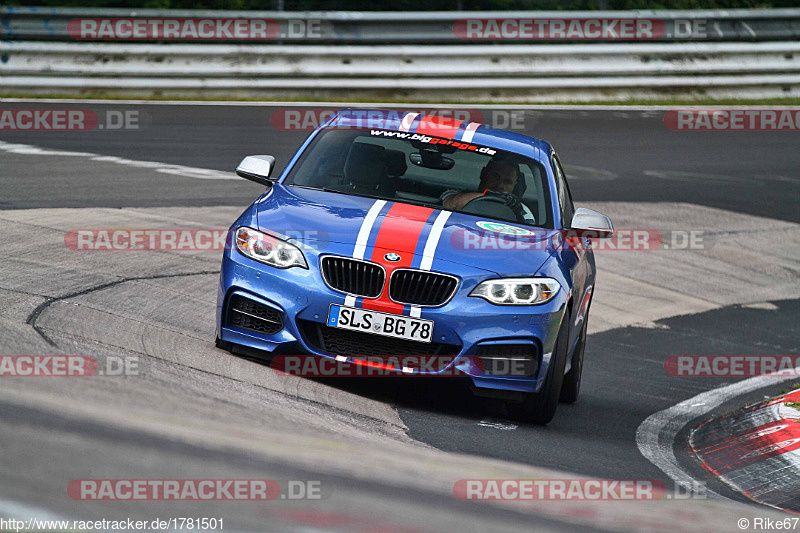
left=480, top=162, right=517, bottom=193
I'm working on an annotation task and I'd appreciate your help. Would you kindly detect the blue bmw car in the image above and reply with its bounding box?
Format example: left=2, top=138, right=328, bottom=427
left=216, top=109, right=613, bottom=424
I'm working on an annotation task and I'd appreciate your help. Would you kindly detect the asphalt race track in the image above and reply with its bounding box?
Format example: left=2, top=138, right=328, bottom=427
left=1, top=101, right=798, bottom=531
left=1, top=103, right=797, bottom=223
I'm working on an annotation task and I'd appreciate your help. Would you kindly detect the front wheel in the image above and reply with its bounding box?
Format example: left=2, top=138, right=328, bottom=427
left=560, top=315, right=587, bottom=404
left=506, top=315, right=569, bottom=425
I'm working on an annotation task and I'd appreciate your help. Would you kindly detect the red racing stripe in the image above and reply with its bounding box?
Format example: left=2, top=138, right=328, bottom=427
left=415, top=114, right=464, bottom=140
left=351, top=358, right=396, bottom=372
left=362, top=203, right=434, bottom=315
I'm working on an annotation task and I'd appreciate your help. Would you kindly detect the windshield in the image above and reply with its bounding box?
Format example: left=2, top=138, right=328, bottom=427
left=284, top=128, right=553, bottom=228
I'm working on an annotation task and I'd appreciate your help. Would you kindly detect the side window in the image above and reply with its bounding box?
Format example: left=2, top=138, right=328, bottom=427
left=520, top=162, right=548, bottom=228
left=551, top=153, right=575, bottom=226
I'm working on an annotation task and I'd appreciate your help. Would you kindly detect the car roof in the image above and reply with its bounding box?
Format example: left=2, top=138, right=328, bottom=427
left=323, top=108, right=553, bottom=162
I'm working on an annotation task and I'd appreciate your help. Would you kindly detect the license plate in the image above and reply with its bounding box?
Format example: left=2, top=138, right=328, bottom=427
left=327, top=305, right=433, bottom=343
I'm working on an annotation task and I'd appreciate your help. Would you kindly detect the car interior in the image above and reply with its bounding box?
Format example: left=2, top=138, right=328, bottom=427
left=286, top=130, right=552, bottom=228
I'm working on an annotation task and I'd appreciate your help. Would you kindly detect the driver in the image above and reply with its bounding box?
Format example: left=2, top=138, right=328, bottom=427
left=441, top=156, right=535, bottom=222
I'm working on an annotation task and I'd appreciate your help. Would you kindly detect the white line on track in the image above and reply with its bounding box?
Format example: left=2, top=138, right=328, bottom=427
left=0, top=140, right=237, bottom=180
left=477, top=418, right=518, bottom=431
left=635, top=366, right=800, bottom=498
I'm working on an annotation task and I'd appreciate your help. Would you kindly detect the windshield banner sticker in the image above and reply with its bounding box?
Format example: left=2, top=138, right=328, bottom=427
left=369, top=130, right=497, bottom=155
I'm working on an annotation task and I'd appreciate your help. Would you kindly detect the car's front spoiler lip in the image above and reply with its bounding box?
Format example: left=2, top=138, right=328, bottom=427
left=221, top=320, right=548, bottom=392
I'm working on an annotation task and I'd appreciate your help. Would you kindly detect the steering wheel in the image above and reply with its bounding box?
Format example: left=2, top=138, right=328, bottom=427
left=462, top=191, right=526, bottom=222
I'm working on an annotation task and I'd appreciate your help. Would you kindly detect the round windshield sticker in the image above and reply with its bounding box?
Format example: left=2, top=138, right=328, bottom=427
left=476, top=221, right=535, bottom=235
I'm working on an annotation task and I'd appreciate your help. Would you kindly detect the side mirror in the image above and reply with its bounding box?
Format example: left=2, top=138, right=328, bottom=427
left=236, top=155, right=276, bottom=186
left=570, top=208, right=614, bottom=238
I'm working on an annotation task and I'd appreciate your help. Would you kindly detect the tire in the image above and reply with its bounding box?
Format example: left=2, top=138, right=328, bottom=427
left=560, top=315, right=587, bottom=404
left=506, top=315, right=570, bottom=425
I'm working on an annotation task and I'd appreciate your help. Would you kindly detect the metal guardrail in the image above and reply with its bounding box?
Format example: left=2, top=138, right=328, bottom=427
left=2, top=40, right=799, bottom=101
left=2, top=7, right=800, bottom=43
left=3, top=41, right=799, bottom=78
left=2, top=8, right=799, bottom=101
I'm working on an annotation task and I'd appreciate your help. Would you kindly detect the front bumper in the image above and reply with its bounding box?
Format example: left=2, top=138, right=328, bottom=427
left=216, top=241, right=567, bottom=394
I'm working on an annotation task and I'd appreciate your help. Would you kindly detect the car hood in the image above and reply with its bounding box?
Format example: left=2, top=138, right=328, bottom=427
left=256, top=185, right=560, bottom=276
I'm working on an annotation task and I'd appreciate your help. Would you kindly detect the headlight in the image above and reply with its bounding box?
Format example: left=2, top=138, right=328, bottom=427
left=235, top=227, right=307, bottom=269
left=470, top=277, right=560, bottom=305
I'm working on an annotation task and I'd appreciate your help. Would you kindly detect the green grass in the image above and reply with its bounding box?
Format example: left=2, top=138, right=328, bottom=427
left=2, top=91, right=800, bottom=107
left=779, top=383, right=800, bottom=395
left=785, top=402, right=800, bottom=411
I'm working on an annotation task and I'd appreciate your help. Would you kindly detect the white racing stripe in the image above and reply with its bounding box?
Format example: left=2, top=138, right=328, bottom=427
left=410, top=210, right=452, bottom=318
left=399, top=112, right=419, bottom=132
left=419, top=211, right=452, bottom=271
left=345, top=199, right=387, bottom=307
left=353, top=200, right=387, bottom=261
left=460, top=122, right=481, bottom=143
